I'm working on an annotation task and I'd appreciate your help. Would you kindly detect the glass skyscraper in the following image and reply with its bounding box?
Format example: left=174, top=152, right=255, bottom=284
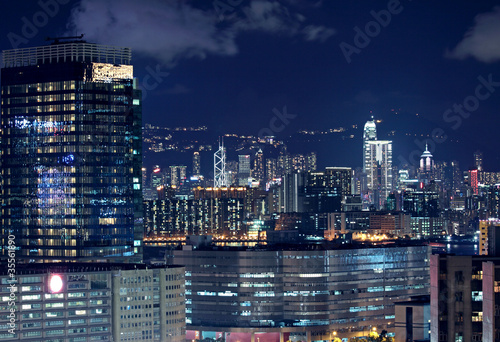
left=362, top=117, right=377, bottom=174
left=1, top=41, right=143, bottom=263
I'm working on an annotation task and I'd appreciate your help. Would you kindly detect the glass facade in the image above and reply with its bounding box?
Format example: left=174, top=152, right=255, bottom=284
left=0, top=42, right=142, bottom=262
left=171, top=245, right=430, bottom=339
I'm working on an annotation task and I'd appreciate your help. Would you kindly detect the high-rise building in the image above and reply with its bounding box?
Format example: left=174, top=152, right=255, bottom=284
left=169, top=165, right=186, bottom=186
left=150, top=166, right=163, bottom=189
left=252, top=148, right=264, bottom=183
left=325, top=167, right=353, bottom=199
left=214, top=140, right=228, bottom=188
left=192, top=151, right=201, bottom=175
left=362, top=117, right=377, bottom=173
left=474, top=150, right=483, bottom=171
left=430, top=255, right=500, bottom=342
left=366, top=140, right=393, bottom=208
left=238, top=155, right=251, bottom=186
left=419, top=144, right=434, bottom=172
left=143, top=187, right=249, bottom=237
left=265, top=158, right=277, bottom=183
left=0, top=41, right=142, bottom=263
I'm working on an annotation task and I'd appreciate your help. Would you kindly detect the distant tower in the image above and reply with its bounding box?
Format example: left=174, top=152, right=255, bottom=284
left=253, top=149, right=264, bottom=183
left=420, top=143, right=434, bottom=172
left=214, top=139, right=228, bottom=187
left=238, top=155, right=251, bottom=186
left=366, top=140, right=393, bottom=208
left=363, top=117, right=377, bottom=173
left=474, top=150, right=483, bottom=171
left=193, top=151, right=201, bottom=175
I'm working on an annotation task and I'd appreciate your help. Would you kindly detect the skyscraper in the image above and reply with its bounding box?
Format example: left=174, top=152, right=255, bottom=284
left=192, top=151, right=201, bottom=175
left=214, top=139, right=228, bottom=188
left=238, top=154, right=251, bottom=186
left=1, top=40, right=142, bottom=262
left=419, top=143, right=434, bottom=184
left=252, top=148, right=264, bottom=183
left=474, top=150, right=483, bottom=171
left=362, top=117, right=377, bottom=173
left=366, top=140, right=393, bottom=208
left=170, top=165, right=187, bottom=186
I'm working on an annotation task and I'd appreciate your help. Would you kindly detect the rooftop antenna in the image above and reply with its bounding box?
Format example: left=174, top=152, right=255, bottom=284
left=45, top=34, right=85, bottom=44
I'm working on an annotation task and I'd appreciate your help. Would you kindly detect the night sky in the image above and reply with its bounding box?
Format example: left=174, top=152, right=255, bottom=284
left=1, top=0, right=500, bottom=170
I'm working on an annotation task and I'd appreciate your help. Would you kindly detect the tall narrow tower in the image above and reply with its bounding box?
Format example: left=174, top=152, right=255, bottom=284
left=363, top=117, right=377, bottom=173
left=214, top=138, right=228, bottom=187
left=474, top=150, right=483, bottom=171
left=1, top=39, right=142, bottom=263
left=366, top=140, right=393, bottom=208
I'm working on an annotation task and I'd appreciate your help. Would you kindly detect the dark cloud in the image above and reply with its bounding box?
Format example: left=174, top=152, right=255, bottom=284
left=446, top=6, right=500, bottom=63
left=67, top=0, right=335, bottom=66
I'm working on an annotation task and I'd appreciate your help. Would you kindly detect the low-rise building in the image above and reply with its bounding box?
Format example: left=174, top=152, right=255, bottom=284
left=170, top=244, right=430, bottom=341
left=0, top=263, right=185, bottom=342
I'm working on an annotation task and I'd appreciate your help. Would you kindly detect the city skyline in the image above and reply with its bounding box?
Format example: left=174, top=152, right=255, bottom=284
left=2, top=2, right=500, bottom=342
left=1, top=1, right=500, bottom=170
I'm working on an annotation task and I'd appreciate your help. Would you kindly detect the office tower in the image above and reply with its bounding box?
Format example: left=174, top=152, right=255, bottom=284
left=252, top=148, right=264, bottom=183
left=192, top=151, right=201, bottom=175
left=265, top=158, right=277, bottom=183
left=486, top=185, right=500, bottom=218
left=170, top=165, right=186, bottom=187
left=403, top=190, right=440, bottom=218
left=280, top=172, right=308, bottom=213
left=171, top=245, right=430, bottom=341
left=226, top=160, right=238, bottom=186
left=469, top=169, right=479, bottom=195
left=419, top=144, right=434, bottom=172
left=278, top=146, right=292, bottom=176
left=150, top=166, right=163, bottom=189
left=303, top=172, right=342, bottom=213
left=238, top=155, right=251, bottom=186
left=324, top=167, right=353, bottom=199
left=0, top=263, right=186, bottom=341
left=0, top=41, right=142, bottom=262
left=362, top=117, right=377, bottom=173
left=214, top=140, right=228, bottom=188
left=474, top=150, right=483, bottom=171
left=451, top=160, right=463, bottom=192
left=142, top=167, right=148, bottom=190
left=366, top=140, right=393, bottom=208
left=306, top=152, right=318, bottom=172
left=418, top=143, right=434, bottom=185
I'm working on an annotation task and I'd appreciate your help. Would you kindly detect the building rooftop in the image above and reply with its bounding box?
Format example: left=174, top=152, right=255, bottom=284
left=2, top=42, right=131, bottom=68
left=0, top=262, right=181, bottom=276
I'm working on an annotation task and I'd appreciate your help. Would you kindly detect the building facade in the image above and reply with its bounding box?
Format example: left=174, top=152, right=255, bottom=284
left=366, top=140, right=393, bottom=209
left=0, top=263, right=185, bottom=341
left=171, top=245, right=430, bottom=341
left=0, top=42, right=142, bottom=263
left=430, top=254, right=500, bottom=342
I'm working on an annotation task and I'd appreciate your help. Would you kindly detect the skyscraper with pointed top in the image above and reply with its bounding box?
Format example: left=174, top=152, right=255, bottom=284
left=363, top=116, right=377, bottom=173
